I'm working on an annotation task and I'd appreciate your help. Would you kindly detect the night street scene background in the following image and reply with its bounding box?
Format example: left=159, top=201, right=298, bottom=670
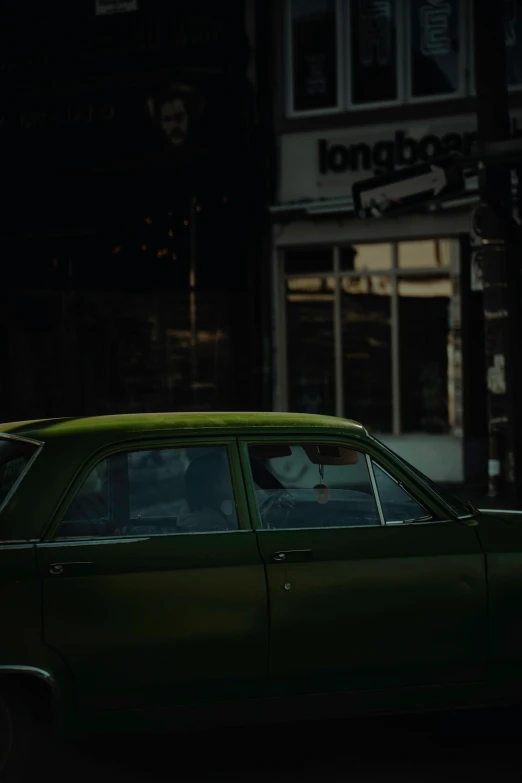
left=4, top=0, right=522, bottom=780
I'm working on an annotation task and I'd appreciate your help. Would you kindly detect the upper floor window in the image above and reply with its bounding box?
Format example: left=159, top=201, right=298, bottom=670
left=285, top=0, right=521, bottom=116
left=350, top=0, right=399, bottom=105
left=409, top=0, right=462, bottom=99
left=289, top=0, right=340, bottom=113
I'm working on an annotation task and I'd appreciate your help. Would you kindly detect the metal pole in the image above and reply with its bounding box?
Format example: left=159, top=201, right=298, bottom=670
left=333, top=246, right=344, bottom=418
left=189, top=197, right=198, bottom=406
left=472, top=0, right=521, bottom=504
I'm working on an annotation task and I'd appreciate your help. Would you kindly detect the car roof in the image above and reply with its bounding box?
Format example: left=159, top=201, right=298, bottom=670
left=0, top=412, right=367, bottom=443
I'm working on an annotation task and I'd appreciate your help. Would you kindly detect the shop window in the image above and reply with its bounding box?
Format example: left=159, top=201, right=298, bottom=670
left=398, top=275, right=453, bottom=434
left=397, top=240, right=453, bottom=269
left=286, top=277, right=336, bottom=415
left=288, top=0, right=340, bottom=113
left=280, top=240, right=462, bottom=438
left=285, top=248, right=333, bottom=274
left=341, top=274, right=393, bottom=432
left=409, top=0, right=462, bottom=99
left=341, top=243, right=392, bottom=272
left=349, top=0, right=399, bottom=106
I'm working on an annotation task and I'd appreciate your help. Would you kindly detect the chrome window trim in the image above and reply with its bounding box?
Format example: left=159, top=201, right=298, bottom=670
left=370, top=458, right=432, bottom=525
left=0, top=433, right=44, bottom=515
left=0, top=433, right=43, bottom=447
left=367, top=434, right=467, bottom=520
left=365, top=454, right=385, bottom=526
left=479, top=508, right=522, bottom=515
left=43, top=529, right=250, bottom=546
left=257, top=523, right=381, bottom=532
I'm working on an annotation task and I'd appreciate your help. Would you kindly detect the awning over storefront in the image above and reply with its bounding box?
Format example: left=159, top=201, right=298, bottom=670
left=269, top=176, right=487, bottom=219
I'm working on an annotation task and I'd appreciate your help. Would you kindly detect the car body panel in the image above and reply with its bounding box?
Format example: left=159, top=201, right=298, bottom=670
left=252, top=522, right=487, bottom=695
left=0, top=543, right=75, bottom=726
left=237, top=436, right=487, bottom=696
left=33, top=436, right=268, bottom=711
left=36, top=531, right=269, bottom=710
left=473, top=509, right=522, bottom=685
left=0, top=412, right=520, bottom=736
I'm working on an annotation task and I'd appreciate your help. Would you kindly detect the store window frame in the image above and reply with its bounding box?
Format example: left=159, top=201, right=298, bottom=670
left=278, top=238, right=461, bottom=437
left=405, top=0, right=469, bottom=107
left=283, top=0, right=494, bottom=117
left=285, top=0, right=345, bottom=118
left=345, top=0, right=404, bottom=110
left=467, top=0, right=522, bottom=98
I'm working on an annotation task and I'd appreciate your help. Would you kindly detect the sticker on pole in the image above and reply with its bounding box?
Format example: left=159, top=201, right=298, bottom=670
left=96, top=0, right=137, bottom=16
left=352, top=154, right=464, bottom=219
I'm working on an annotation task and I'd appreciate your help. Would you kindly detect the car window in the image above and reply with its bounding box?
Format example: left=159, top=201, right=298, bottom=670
left=0, top=437, right=40, bottom=510
left=247, top=443, right=381, bottom=529
left=372, top=462, right=432, bottom=524
left=57, top=445, right=239, bottom=539
left=369, top=434, right=468, bottom=517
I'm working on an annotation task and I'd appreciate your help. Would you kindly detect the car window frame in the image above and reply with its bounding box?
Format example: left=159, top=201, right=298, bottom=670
left=369, top=459, right=433, bottom=526
left=239, top=435, right=453, bottom=532
left=0, top=432, right=44, bottom=515
left=368, top=434, right=470, bottom=519
left=240, top=437, right=383, bottom=531
left=43, top=437, right=251, bottom=542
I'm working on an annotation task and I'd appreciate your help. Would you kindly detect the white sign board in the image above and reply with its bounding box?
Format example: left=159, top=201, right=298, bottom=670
left=278, top=112, right=522, bottom=204
left=96, top=0, right=137, bottom=16
left=357, top=165, right=448, bottom=211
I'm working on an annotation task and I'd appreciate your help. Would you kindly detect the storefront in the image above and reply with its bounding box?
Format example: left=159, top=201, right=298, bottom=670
left=0, top=0, right=271, bottom=420
left=270, top=114, right=500, bottom=484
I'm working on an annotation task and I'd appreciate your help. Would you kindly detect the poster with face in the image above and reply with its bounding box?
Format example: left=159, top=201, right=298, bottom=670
left=159, top=97, right=189, bottom=145
left=146, top=83, right=204, bottom=148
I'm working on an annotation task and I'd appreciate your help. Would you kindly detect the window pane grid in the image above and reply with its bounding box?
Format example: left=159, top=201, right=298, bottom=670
left=285, top=0, right=522, bottom=116
left=282, top=240, right=461, bottom=437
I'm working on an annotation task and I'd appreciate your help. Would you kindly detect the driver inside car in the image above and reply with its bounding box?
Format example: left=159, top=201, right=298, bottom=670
left=249, top=456, right=296, bottom=528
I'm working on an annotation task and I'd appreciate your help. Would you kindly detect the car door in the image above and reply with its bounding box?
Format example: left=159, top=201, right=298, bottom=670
left=240, top=436, right=487, bottom=698
left=36, top=438, right=268, bottom=711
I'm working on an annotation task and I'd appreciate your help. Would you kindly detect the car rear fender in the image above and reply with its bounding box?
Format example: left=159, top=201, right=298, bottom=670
left=0, top=666, right=64, bottom=734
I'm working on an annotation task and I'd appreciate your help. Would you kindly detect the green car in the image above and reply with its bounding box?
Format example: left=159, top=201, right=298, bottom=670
left=0, top=412, right=520, bottom=779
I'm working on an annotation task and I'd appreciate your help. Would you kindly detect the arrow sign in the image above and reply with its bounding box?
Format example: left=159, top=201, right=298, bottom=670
left=352, top=154, right=465, bottom=219
left=360, top=165, right=447, bottom=208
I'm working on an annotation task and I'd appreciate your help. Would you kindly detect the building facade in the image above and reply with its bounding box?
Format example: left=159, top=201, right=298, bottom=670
left=0, top=0, right=274, bottom=419
left=270, top=0, right=522, bottom=485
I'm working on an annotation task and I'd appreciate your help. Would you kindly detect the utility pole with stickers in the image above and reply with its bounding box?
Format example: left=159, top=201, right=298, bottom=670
left=471, top=0, right=522, bottom=503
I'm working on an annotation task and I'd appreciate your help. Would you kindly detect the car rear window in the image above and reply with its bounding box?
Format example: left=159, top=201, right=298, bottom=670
left=0, top=437, right=40, bottom=509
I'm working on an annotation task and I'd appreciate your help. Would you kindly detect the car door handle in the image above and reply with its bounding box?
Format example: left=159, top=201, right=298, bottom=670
left=272, top=549, right=313, bottom=563
left=49, top=562, right=93, bottom=576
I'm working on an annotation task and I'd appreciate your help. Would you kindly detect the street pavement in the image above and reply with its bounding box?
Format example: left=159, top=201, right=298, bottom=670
left=54, top=707, right=522, bottom=782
